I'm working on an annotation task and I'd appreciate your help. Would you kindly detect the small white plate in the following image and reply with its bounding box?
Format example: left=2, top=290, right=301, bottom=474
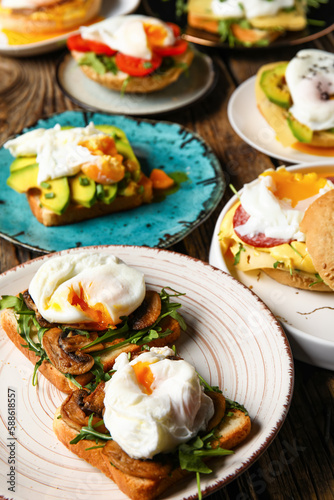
left=228, top=76, right=334, bottom=164
left=56, top=51, right=216, bottom=116
left=0, top=0, right=140, bottom=57
left=209, top=163, right=334, bottom=371
left=0, top=245, right=293, bottom=499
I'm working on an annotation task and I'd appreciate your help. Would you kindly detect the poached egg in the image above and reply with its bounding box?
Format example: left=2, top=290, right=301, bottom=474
left=103, top=347, right=214, bottom=459
left=4, top=123, right=121, bottom=185
left=80, top=15, right=175, bottom=61
left=29, top=252, right=146, bottom=327
left=285, top=49, right=334, bottom=131
left=211, top=0, right=295, bottom=19
left=235, top=168, right=334, bottom=241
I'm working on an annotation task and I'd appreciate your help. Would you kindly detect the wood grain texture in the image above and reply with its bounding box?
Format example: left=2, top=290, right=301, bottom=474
left=0, top=20, right=333, bottom=500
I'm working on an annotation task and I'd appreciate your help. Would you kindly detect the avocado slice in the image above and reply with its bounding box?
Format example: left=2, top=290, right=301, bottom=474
left=40, top=177, right=70, bottom=215
left=69, top=173, right=96, bottom=208
left=7, top=163, right=39, bottom=192
left=96, top=184, right=118, bottom=205
left=94, top=124, right=127, bottom=141
left=10, top=156, right=37, bottom=172
left=260, top=63, right=291, bottom=109
left=287, top=114, right=313, bottom=143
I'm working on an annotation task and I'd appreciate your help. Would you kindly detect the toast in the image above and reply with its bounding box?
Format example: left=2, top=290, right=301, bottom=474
left=53, top=372, right=251, bottom=500
left=0, top=288, right=182, bottom=393
left=71, top=47, right=194, bottom=94
left=0, top=0, right=101, bottom=34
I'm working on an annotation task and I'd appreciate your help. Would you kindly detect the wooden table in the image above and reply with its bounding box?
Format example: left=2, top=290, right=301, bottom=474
left=0, top=8, right=333, bottom=500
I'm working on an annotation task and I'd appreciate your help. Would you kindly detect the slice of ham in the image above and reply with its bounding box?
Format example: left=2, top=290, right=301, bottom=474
left=233, top=204, right=292, bottom=248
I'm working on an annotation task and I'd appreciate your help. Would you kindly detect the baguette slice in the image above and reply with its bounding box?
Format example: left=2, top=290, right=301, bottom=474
left=53, top=402, right=251, bottom=500
left=71, top=47, right=194, bottom=94
left=0, top=307, right=181, bottom=393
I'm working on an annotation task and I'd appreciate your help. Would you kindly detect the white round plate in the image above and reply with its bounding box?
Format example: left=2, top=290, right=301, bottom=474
left=0, top=0, right=140, bottom=57
left=0, top=246, right=293, bottom=500
left=56, top=51, right=216, bottom=116
left=209, top=163, right=334, bottom=371
left=228, top=76, right=334, bottom=164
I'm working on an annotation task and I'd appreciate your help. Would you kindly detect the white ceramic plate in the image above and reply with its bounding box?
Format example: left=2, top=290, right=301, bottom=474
left=0, top=246, right=293, bottom=500
left=56, top=51, right=216, bottom=116
left=209, top=163, right=334, bottom=371
left=228, top=76, right=334, bottom=164
left=0, top=0, right=140, bottom=57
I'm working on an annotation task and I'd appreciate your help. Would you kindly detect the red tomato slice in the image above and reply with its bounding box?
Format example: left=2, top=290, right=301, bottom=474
left=152, top=38, right=188, bottom=57
left=166, top=22, right=181, bottom=38
left=67, top=34, right=116, bottom=56
left=115, top=52, right=162, bottom=77
left=233, top=204, right=291, bottom=248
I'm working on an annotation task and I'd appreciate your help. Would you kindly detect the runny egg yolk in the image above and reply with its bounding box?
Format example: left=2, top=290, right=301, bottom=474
left=78, top=136, right=125, bottom=185
left=143, top=23, right=169, bottom=47
left=260, top=170, right=329, bottom=208
left=132, top=361, right=155, bottom=395
left=68, top=283, right=114, bottom=329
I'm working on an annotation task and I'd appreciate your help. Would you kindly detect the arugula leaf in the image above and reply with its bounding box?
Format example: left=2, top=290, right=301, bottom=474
left=225, top=397, right=249, bottom=416
left=308, top=273, right=324, bottom=287
left=233, top=243, right=246, bottom=265
left=70, top=414, right=113, bottom=445
left=78, top=52, right=106, bottom=75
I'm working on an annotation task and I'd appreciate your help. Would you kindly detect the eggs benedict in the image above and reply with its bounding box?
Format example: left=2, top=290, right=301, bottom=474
left=0, top=252, right=183, bottom=392
left=67, top=15, right=194, bottom=93
left=187, top=0, right=307, bottom=46
left=53, top=346, right=251, bottom=500
left=0, top=0, right=101, bottom=34
left=256, top=49, right=334, bottom=155
left=219, top=167, right=334, bottom=291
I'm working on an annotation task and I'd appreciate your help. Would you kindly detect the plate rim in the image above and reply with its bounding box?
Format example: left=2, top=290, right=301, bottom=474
left=227, top=75, right=334, bottom=164
left=0, top=244, right=294, bottom=498
left=209, top=163, right=334, bottom=352
left=55, top=50, right=218, bottom=117
left=0, top=110, right=226, bottom=253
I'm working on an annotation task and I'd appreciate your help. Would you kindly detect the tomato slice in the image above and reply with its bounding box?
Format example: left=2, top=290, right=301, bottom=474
left=67, top=34, right=116, bottom=56
left=152, top=38, right=188, bottom=57
left=233, top=204, right=291, bottom=248
left=166, top=22, right=181, bottom=38
left=115, top=52, right=162, bottom=77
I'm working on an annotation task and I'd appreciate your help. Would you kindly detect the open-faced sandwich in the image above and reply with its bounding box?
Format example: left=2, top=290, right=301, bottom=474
left=4, top=122, right=174, bottom=226
left=67, top=15, right=194, bottom=93
left=0, top=0, right=101, bottom=34
left=53, top=345, right=251, bottom=500
left=187, top=0, right=307, bottom=46
left=219, top=166, right=334, bottom=291
left=256, top=49, right=334, bottom=156
left=0, top=252, right=183, bottom=393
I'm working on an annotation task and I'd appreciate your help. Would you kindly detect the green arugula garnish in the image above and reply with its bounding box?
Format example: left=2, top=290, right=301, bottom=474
left=273, top=260, right=283, bottom=269
left=233, top=242, right=246, bottom=265
left=78, top=52, right=106, bottom=75
left=69, top=414, right=113, bottom=445
left=308, top=273, right=324, bottom=287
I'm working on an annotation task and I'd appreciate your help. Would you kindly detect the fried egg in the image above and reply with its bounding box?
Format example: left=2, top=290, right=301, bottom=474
left=211, top=0, right=294, bottom=19
left=29, top=252, right=146, bottom=327
left=80, top=15, right=175, bottom=61
left=235, top=167, right=334, bottom=241
left=285, top=49, right=334, bottom=131
left=4, top=123, right=123, bottom=184
left=103, top=346, right=214, bottom=459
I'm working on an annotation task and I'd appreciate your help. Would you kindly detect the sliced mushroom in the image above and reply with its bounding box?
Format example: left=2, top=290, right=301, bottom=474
left=83, top=381, right=106, bottom=416
left=129, top=291, right=161, bottom=330
left=102, top=440, right=173, bottom=479
left=60, top=389, right=108, bottom=433
left=59, top=330, right=104, bottom=353
left=206, top=391, right=226, bottom=431
left=42, top=328, right=95, bottom=375
left=22, top=289, right=54, bottom=328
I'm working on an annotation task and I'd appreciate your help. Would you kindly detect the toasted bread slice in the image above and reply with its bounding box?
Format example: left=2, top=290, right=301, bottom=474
left=53, top=393, right=251, bottom=500
left=262, top=268, right=331, bottom=292
left=71, top=47, right=194, bottom=94
left=0, top=0, right=101, bottom=34
left=0, top=300, right=181, bottom=393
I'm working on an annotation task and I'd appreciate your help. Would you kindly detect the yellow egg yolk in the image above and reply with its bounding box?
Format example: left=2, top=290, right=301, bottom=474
left=67, top=283, right=114, bottom=329
left=78, top=136, right=125, bottom=185
left=132, top=361, right=155, bottom=395
left=143, top=23, right=168, bottom=47
left=260, top=169, right=329, bottom=208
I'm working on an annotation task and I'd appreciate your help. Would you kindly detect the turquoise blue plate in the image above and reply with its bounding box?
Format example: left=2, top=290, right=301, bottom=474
left=0, top=111, right=225, bottom=253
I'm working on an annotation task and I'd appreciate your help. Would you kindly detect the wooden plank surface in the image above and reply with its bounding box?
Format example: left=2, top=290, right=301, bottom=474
left=0, top=9, right=333, bottom=500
